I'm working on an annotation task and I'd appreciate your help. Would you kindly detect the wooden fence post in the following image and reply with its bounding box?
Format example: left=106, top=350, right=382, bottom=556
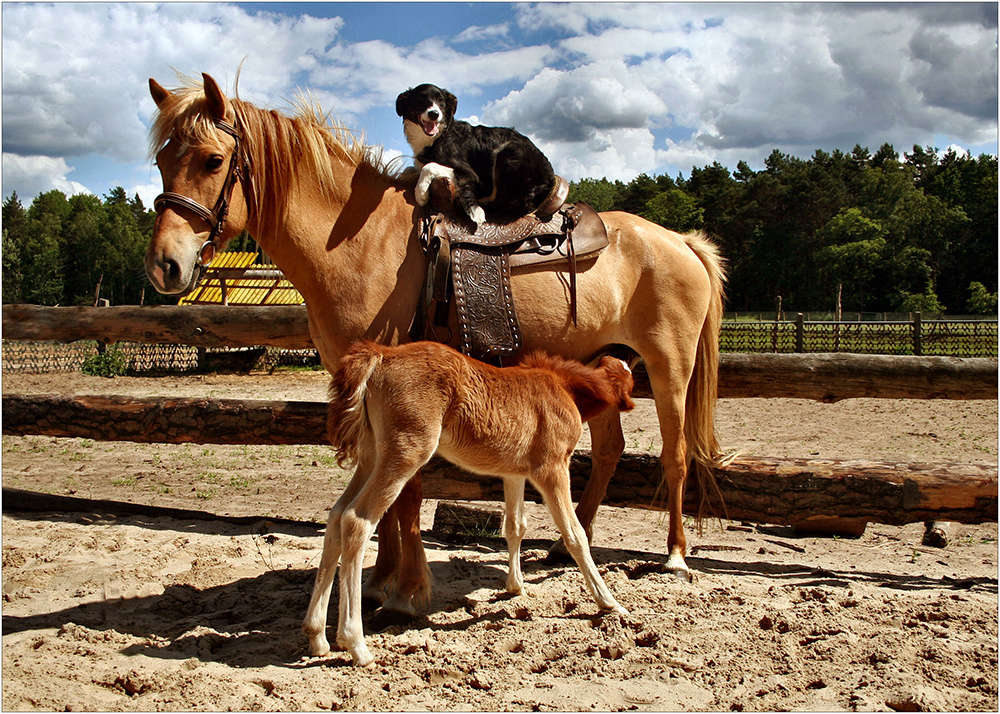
left=913, top=311, right=923, bottom=356
left=795, top=313, right=805, bottom=353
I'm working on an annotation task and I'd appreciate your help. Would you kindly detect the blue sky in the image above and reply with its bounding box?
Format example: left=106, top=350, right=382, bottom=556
left=2, top=2, right=997, bottom=207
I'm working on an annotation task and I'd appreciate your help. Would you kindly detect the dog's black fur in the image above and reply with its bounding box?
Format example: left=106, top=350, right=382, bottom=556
left=396, top=83, right=555, bottom=223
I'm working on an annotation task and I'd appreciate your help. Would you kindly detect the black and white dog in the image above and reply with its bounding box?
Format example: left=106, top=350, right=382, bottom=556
left=396, top=83, right=555, bottom=225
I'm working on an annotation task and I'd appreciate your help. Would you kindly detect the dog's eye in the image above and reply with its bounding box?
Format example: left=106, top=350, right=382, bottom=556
left=205, top=155, right=225, bottom=171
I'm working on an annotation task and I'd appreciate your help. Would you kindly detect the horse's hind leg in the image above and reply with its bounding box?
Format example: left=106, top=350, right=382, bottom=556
left=503, top=477, right=528, bottom=595
left=534, top=464, right=626, bottom=614
left=546, top=408, right=624, bottom=563
left=644, top=357, right=695, bottom=582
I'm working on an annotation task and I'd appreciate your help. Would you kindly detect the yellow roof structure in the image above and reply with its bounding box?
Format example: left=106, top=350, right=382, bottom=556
left=178, top=252, right=305, bottom=306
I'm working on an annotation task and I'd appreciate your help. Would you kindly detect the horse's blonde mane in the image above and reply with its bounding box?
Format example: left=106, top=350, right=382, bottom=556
left=149, top=74, right=412, bottom=229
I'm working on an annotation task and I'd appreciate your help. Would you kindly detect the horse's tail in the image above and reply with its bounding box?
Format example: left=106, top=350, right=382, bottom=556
left=682, top=232, right=736, bottom=520
left=327, top=341, right=383, bottom=468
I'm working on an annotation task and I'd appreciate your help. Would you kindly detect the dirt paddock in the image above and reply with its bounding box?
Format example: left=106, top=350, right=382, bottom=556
left=2, top=370, right=997, bottom=711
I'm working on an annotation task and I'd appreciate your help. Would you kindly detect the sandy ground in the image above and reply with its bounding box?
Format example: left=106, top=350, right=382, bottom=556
left=2, top=369, right=997, bottom=711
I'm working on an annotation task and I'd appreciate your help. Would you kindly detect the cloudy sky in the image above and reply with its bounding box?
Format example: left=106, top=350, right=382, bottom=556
left=2, top=2, right=997, bottom=206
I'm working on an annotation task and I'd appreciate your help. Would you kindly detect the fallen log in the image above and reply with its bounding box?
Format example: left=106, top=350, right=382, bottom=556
left=715, top=352, right=997, bottom=402
left=421, top=454, right=997, bottom=527
left=2, top=393, right=329, bottom=445
left=3, top=393, right=995, bottom=526
left=4, top=305, right=996, bottom=400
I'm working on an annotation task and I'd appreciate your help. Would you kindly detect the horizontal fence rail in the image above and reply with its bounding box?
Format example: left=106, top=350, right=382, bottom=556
left=2, top=305, right=997, bottom=400
left=3, top=393, right=996, bottom=527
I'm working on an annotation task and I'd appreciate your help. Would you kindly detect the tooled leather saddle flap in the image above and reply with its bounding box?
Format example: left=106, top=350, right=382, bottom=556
left=412, top=176, right=609, bottom=360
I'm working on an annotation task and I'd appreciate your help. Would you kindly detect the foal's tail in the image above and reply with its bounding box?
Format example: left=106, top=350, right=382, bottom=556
left=683, top=233, right=736, bottom=518
left=327, top=341, right=383, bottom=468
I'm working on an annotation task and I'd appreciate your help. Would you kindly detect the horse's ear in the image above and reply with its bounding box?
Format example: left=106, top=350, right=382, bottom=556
left=202, top=73, right=229, bottom=121
left=149, top=78, right=171, bottom=108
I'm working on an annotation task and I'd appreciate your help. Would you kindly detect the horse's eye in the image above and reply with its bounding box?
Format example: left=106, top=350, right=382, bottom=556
left=205, top=156, right=225, bottom=171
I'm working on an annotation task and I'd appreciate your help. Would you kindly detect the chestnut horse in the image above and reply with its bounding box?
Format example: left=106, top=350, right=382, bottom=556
left=144, top=72, right=727, bottom=620
left=306, top=340, right=635, bottom=666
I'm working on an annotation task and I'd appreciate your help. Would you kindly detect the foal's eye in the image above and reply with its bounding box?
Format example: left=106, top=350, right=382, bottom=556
left=205, top=155, right=225, bottom=171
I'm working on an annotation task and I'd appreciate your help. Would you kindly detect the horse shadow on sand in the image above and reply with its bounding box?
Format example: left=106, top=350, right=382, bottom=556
left=4, top=509, right=994, bottom=670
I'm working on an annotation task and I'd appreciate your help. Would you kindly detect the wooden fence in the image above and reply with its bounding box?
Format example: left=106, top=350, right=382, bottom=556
left=2, top=304, right=997, bottom=528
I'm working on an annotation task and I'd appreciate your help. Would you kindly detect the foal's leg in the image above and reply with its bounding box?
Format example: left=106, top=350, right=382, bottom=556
left=546, top=408, right=625, bottom=563
left=337, top=468, right=422, bottom=667
left=303, top=457, right=372, bottom=657
left=503, top=477, right=528, bottom=595
left=534, top=464, right=626, bottom=614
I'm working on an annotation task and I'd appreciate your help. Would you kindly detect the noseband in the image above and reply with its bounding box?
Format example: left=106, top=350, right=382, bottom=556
left=154, top=118, right=244, bottom=271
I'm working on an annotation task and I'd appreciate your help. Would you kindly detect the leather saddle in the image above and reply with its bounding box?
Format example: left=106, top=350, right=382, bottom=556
left=411, top=175, right=609, bottom=360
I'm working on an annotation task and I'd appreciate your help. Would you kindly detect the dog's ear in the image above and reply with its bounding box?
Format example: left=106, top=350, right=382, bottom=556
left=443, top=89, right=458, bottom=120
left=395, top=89, right=412, bottom=118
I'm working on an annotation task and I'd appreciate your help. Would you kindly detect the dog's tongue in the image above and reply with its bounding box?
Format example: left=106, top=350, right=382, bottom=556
left=422, top=120, right=439, bottom=137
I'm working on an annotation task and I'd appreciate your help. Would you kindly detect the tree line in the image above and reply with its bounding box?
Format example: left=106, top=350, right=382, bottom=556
left=3, top=143, right=997, bottom=314
left=569, top=144, right=997, bottom=315
left=2, top=188, right=254, bottom=307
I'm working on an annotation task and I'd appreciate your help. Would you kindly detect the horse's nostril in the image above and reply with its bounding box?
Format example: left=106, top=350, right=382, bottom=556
left=164, top=258, right=181, bottom=282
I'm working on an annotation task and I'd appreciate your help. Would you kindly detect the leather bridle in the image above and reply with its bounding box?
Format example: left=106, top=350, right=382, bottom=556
left=153, top=118, right=245, bottom=272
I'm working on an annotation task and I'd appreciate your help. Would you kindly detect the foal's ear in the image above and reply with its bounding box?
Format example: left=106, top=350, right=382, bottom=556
left=149, top=78, right=172, bottom=108
left=202, top=73, right=229, bottom=122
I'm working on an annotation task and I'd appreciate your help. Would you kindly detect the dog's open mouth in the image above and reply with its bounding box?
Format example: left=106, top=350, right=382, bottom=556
left=421, top=119, right=440, bottom=137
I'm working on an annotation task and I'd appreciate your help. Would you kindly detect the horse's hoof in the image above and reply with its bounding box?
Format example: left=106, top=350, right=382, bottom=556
left=665, top=554, right=692, bottom=583
left=543, top=540, right=574, bottom=565
left=367, top=607, right=417, bottom=633
left=361, top=594, right=385, bottom=613
left=666, top=566, right=692, bottom=583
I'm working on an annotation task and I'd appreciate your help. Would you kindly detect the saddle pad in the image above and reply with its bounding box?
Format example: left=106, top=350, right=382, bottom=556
left=451, top=245, right=521, bottom=359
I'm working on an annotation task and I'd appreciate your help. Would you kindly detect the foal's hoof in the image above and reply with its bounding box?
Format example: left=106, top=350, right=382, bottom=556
left=367, top=607, right=417, bottom=633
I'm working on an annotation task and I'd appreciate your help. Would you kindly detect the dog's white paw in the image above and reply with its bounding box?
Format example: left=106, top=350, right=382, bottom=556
left=415, top=163, right=455, bottom=206
left=468, top=204, right=486, bottom=225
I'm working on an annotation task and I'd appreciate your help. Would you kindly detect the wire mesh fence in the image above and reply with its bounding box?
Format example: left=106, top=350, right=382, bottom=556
left=1, top=341, right=321, bottom=374
left=720, top=316, right=998, bottom=357
left=3, top=315, right=996, bottom=374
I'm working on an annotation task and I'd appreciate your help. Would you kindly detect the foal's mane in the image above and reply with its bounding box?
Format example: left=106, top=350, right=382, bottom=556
left=519, top=351, right=629, bottom=422
left=149, top=74, right=413, bottom=229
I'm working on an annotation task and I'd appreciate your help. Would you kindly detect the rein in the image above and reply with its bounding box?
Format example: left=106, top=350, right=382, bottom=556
left=153, top=118, right=245, bottom=271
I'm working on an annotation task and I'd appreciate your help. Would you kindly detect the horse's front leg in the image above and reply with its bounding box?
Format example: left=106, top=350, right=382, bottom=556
left=369, top=473, right=431, bottom=630
left=534, top=464, right=626, bottom=615
left=546, top=408, right=624, bottom=563
left=361, top=505, right=401, bottom=610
